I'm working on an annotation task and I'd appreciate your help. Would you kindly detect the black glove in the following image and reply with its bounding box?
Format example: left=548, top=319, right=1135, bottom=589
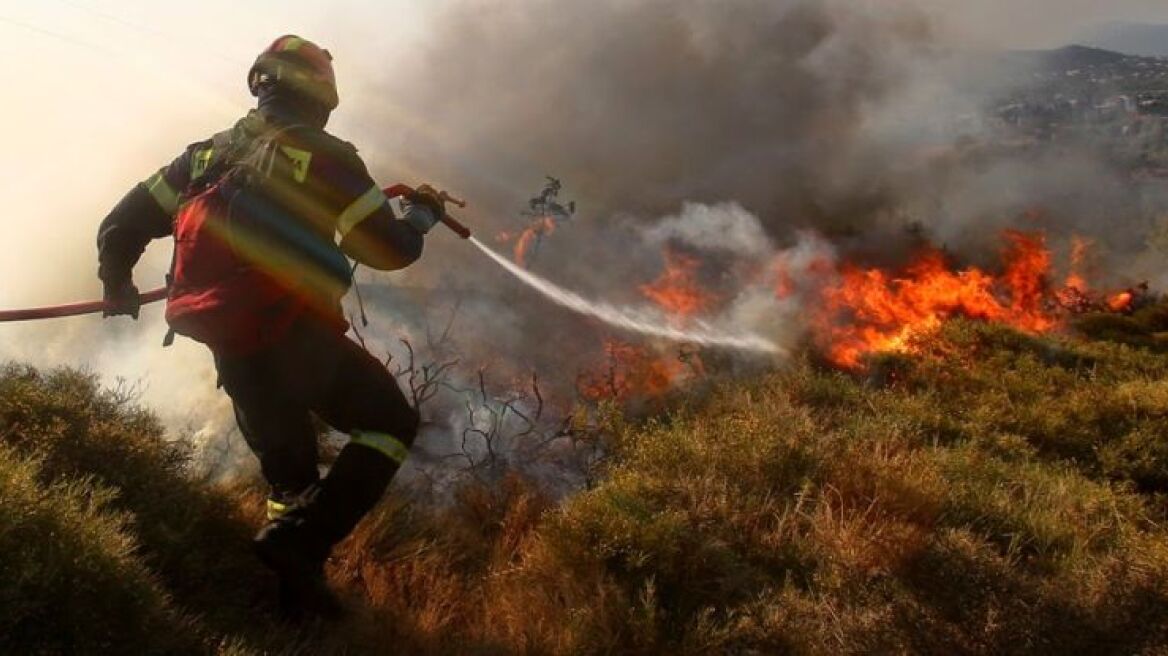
left=403, top=184, right=445, bottom=234
left=102, top=280, right=140, bottom=319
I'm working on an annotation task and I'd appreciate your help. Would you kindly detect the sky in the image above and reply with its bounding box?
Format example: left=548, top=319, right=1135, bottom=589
left=926, top=0, right=1168, bottom=48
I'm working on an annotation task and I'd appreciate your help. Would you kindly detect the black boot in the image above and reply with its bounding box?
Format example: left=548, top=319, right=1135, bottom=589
left=253, top=519, right=342, bottom=621
left=253, top=443, right=399, bottom=620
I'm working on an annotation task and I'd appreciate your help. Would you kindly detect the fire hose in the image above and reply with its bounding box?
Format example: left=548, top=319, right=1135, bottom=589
left=0, top=184, right=472, bottom=323
left=0, top=287, right=170, bottom=323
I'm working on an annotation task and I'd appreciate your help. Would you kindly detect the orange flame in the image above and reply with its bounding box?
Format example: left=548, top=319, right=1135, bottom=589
left=773, top=263, right=796, bottom=300
left=513, top=217, right=558, bottom=268
left=1064, top=235, right=1093, bottom=292
left=816, top=231, right=1060, bottom=369
left=639, top=249, right=717, bottom=319
left=577, top=339, right=694, bottom=402
left=1107, top=291, right=1135, bottom=313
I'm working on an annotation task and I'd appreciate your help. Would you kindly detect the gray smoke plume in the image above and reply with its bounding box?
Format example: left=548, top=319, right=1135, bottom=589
left=360, top=0, right=939, bottom=239
left=350, top=0, right=1164, bottom=283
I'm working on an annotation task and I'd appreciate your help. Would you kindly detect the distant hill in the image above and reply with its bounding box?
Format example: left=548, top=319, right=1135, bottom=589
left=1079, top=21, right=1168, bottom=59
left=1031, top=44, right=1129, bottom=69
left=1003, top=44, right=1129, bottom=72
left=996, top=44, right=1168, bottom=97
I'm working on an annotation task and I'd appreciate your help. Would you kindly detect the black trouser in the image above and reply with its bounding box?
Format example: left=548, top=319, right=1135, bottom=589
left=215, top=316, right=419, bottom=556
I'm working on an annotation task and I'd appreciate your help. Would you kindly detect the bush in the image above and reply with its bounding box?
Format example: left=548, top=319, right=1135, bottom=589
left=0, top=442, right=197, bottom=654
left=0, top=365, right=282, bottom=654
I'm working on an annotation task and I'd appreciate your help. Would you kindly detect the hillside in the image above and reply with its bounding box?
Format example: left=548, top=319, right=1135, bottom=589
left=1080, top=22, right=1168, bottom=59
left=1000, top=44, right=1168, bottom=96
left=4, top=311, right=1168, bottom=653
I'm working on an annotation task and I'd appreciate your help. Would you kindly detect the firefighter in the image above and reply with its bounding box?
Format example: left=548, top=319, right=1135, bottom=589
left=96, top=35, right=443, bottom=618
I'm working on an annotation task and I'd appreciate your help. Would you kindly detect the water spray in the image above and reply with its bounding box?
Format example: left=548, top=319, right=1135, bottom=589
left=386, top=183, right=783, bottom=356
left=468, top=236, right=785, bottom=356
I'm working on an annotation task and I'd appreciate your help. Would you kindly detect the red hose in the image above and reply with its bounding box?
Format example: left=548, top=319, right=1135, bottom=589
left=0, top=287, right=168, bottom=323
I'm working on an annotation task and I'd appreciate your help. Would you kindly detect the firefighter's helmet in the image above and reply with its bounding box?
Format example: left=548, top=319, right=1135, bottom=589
left=248, top=35, right=339, bottom=111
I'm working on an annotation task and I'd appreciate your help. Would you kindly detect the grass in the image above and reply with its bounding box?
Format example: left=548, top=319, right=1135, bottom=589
left=3, top=310, right=1168, bottom=653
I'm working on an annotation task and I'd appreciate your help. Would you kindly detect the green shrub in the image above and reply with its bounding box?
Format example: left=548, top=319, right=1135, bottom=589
left=0, top=442, right=198, bottom=654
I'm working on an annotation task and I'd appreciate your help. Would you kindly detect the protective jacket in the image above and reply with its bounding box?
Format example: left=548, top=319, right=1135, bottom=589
left=97, top=101, right=425, bottom=345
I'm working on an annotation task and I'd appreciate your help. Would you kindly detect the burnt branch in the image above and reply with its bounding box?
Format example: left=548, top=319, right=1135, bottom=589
left=373, top=322, right=608, bottom=495
left=390, top=338, right=460, bottom=411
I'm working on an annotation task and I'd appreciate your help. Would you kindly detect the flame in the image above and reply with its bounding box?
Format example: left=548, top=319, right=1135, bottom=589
left=1001, top=231, right=1057, bottom=332
left=816, top=231, right=1060, bottom=369
left=1064, top=235, right=1093, bottom=292
left=577, top=339, right=694, bottom=402
left=639, top=249, right=717, bottom=319
left=1055, top=235, right=1096, bottom=312
left=773, top=262, right=796, bottom=300
left=1108, top=291, right=1135, bottom=313
left=567, top=225, right=1147, bottom=400
left=513, top=217, right=558, bottom=268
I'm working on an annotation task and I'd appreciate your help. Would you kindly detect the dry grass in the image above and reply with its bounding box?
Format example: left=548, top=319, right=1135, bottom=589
left=4, top=312, right=1168, bottom=654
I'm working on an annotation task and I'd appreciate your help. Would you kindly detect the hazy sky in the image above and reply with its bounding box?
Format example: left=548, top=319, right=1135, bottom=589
left=927, top=0, right=1168, bottom=48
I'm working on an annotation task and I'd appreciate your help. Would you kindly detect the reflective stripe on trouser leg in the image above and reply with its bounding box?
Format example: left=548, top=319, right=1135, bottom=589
left=349, top=430, right=410, bottom=464
left=266, top=498, right=291, bottom=521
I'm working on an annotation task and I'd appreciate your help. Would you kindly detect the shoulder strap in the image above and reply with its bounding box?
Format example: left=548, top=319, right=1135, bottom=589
left=186, top=120, right=305, bottom=195
left=185, top=129, right=242, bottom=196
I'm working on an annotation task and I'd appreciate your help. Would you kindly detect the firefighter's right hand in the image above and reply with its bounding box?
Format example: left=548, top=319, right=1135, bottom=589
left=102, top=280, right=141, bottom=320
left=402, top=184, right=445, bottom=234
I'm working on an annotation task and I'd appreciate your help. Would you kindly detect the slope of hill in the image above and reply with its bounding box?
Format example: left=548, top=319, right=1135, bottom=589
left=1000, top=44, right=1168, bottom=94
left=3, top=311, right=1168, bottom=653
left=1029, top=44, right=1129, bottom=69
left=1080, top=22, right=1168, bottom=59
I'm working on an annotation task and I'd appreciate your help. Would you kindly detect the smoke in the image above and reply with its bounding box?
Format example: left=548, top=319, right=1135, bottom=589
left=362, top=0, right=940, bottom=236
left=358, top=0, right=1163, bottom=274
left=642, top=203, right=775, bottom=257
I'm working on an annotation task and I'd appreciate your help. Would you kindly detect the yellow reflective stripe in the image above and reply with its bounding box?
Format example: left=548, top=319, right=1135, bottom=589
left=266, top=499, right=290, bottom=521
left=144, top=170, right=179, bottom=214
left=336, top=185, right=387, bottom=238
left=191, top=148, right=214, bottom=179
left=351, top=430, right=410, bottom=464
left=279, top=145, right=312, bottom=183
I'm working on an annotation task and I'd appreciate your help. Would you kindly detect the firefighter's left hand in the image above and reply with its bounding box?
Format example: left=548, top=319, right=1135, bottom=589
left=102, top=280, right=140, bottom=319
